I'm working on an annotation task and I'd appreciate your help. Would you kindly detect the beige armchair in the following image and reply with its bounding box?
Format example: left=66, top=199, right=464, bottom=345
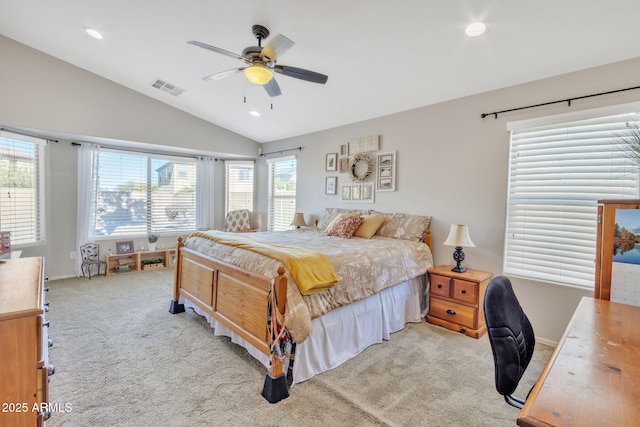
left=224, top=209, right=261, bottom=232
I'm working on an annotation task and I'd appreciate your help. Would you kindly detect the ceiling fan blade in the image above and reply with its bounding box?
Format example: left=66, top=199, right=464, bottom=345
left=261, top=34, right=295, bottom=62
left=274, top=65, right=328, bottom=84
left=202, top=67, right=246, bottom=81
left=187, top=40, right=244, bottom=61
left=263, top=78, right=282, bottom=97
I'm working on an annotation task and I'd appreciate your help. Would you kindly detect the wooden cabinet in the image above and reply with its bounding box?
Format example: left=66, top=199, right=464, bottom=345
left=0, top=257, right=53, bottom=426
left=105, top=248, right=176, bottom=276
left=594, top=199, right=640, bottom=305
left=426, top=265, right=493, bottom=338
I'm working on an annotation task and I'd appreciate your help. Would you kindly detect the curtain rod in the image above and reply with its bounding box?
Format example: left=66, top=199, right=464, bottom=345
left=0, top=127, right=59, bottom=143
left=259, top=146, right=302, bottom=157
left=70, top=142, right=209, bottom=160
left=481, top=85, right=640, bottom=119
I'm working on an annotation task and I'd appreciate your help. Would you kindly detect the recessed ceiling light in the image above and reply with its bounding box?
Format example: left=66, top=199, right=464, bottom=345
left=249, top=110, right=261, bottom=117
left=465, top=22, right=486, bottom=37
left=85, top=28, right=103, bottom=40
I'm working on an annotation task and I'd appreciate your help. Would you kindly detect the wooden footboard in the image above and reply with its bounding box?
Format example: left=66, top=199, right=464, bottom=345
left=169, top=237, right=289, bottom=402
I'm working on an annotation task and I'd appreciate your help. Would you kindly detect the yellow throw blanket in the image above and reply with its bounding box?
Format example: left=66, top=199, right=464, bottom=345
left=188, top=231, right=338, bottom=295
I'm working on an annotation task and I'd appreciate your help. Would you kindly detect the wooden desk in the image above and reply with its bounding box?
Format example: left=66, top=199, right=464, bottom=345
left=518, top=297, right=640, bottom=427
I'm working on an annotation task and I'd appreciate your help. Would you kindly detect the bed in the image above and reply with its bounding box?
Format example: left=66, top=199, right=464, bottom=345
left=169, top=209, right=433, bottom=402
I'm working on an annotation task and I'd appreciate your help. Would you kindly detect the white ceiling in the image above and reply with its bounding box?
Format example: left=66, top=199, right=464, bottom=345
left=2, top=1, right=640, bottom=143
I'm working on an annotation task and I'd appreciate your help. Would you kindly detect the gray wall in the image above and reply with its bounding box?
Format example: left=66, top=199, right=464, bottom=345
left=3, top=34, right=640, bottom=343
left=259, top=57, right=640, bottom=343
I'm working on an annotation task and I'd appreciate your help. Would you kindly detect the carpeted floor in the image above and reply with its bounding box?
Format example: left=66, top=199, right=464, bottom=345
left=44, top=270, right=553, bottom=426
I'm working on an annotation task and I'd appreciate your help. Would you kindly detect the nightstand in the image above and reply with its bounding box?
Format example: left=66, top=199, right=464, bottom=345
left=426, top=265, right=493, bottom=338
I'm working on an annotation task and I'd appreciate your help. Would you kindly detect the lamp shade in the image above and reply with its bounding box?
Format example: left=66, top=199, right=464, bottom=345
left=291, top=213, right=307, bottom=228
left=244, top=64, right=273, bottom=85
left=443, top=224, right=475, bottom=247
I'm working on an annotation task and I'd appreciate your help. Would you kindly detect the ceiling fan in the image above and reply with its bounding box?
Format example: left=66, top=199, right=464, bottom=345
left=188, top=25, right=328, bottom=97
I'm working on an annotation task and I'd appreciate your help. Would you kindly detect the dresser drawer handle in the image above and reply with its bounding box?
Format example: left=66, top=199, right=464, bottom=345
left=48, top=338, right=54, bottom=348
left=437, top=284, right=442, bottom=288
left=461, top=290, right=466, bottom=294
left=43, top=320, right=50, bottom=328
left=47, top=364, right=55, bottom=376
left=446, top=309, right=456, bottom=315
left=43, top=411, right=51, bottom=421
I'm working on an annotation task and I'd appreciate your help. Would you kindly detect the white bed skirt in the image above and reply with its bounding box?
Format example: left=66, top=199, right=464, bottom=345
left=180, top=274, right=428, bottom=385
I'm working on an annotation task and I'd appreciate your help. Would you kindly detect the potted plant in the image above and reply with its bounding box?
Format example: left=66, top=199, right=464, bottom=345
left=147, top=233, right=159, bottom=251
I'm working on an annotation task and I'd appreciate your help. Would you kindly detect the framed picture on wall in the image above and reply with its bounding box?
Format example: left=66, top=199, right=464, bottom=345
left=340, top=144, right=349, bottom=156
left=339, top=157, right=349, bottom=173
left=376, top=151, right=396, bottom=191
left=326, top=153, right=338, bottom=171
left=341, top=185, right=351, bottom=200
left=326, top=176, right=337, bottom=195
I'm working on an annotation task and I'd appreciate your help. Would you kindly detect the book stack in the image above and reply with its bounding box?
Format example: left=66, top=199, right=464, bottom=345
left=116, top=265, right=131, bottom=273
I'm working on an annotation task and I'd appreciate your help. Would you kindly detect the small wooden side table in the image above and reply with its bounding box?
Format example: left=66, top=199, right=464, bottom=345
left=426, top=265, right=493, bottom=338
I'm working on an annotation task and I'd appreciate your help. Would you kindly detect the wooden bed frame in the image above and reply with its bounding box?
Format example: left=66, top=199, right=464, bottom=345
left=169, top=229, right=433, bottom=403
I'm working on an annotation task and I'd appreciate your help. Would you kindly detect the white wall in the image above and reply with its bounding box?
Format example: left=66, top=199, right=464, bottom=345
left=0, top=35, right=258, bottom=278
left=259, top=57, right=640, bottom=343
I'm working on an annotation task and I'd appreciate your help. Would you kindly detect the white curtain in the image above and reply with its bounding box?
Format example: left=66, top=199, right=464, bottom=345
left=75, top=142, right=100, bottom=276
left=196, top=156, right=215, bottom=230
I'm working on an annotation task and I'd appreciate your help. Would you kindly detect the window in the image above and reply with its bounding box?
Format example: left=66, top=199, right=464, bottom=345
left=95, top=149, right=196, bottom=237
left=504, top=110, right=639, bottom=289
left=267, top=156, right=297, bottom=231
left=225, top=161, right=254, bottom=212
left=0, top=130, right=46, bottom=246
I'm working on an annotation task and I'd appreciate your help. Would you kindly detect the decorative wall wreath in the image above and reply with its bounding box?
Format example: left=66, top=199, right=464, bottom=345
left=349, top=153, right=373, bottom=182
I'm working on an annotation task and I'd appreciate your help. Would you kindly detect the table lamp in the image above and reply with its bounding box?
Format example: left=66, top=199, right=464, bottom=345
left=443, top=224, right=475, bottom=273
left=291, top=213, right=306, bottom=229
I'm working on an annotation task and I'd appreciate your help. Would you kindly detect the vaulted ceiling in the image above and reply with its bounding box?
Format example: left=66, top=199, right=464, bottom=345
left=2, top=1, right=640, bottom=143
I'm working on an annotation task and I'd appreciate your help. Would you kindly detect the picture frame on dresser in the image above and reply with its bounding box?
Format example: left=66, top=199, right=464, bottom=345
left=116, top=240, right=134, bottom=254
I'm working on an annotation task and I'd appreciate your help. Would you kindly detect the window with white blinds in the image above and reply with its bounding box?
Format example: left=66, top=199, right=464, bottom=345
left=267, top=156, right=297, bottom=231
left=95, top=149, right=196, bottom=237
left=0, top=130, right=45, bottom=246
left=505, top=111, right=640, bottom=289
left=225, top=160, right=254, bottom=213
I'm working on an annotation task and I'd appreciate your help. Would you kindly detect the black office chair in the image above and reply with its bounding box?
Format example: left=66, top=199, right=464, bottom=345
left=483, top=276, right=535, bottom=409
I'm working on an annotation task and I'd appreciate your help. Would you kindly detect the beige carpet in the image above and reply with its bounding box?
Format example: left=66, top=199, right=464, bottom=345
left=45, top=270, right=552, bottom=427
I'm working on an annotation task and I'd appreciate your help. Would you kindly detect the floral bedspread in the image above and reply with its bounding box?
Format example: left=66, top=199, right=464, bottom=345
left=184, top=228, right=433, bottom=343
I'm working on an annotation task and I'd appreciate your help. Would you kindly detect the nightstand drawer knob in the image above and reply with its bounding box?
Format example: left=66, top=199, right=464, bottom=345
left=461, top=290, right=466, bottom=294
left=437, top=284, right=443, bottom=288
left=446, top=309, right=456, bottom=315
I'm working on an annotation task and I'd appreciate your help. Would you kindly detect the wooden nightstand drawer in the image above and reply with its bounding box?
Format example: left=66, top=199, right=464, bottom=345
left=429, top=297, right=476, bottom=329
left=452, top=279, right=477, bottom=304
left=430, top=275, right=451, bottom=298
left=426, top=265, right=493, bottom=338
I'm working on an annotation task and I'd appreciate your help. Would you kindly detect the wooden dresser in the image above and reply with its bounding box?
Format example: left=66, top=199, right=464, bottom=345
left=426, top=265, right=493, bottom=338
left=0, top=257, right=53, bottom=426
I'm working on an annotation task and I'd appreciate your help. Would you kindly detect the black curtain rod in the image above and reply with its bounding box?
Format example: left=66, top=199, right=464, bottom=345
left=481, top=85, right=640, bottom=119
left=1, top=127, right=59, bottom=143
left=259, top=146, right=302, bottom=157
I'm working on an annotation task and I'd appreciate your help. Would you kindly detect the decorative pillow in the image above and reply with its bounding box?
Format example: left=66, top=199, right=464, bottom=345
left=375, top=213, right=431, bottom=242
left=323, top=212, right=360, bottom=233
left=354, top=214, right=386, bottom=239
left=317, top=208, right=369, bottom=232
left=225, top=209, right=251, bottom=232
left=327, top=215, right=365, bottom=239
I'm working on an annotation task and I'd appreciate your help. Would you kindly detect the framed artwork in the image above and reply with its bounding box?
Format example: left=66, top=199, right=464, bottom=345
left=326, top=153, right=338, bottom=171
left=339, top=157, right=349, bottom=173
left=341, top=185, right=351, bottom=200
left=351, top=184, right=361, bottom=200
left=361, top=183, right=374, bottom=202
left=349, top=135, right=379, bottom=154
left=340, top=144, right=349, bottom=156
left=326, top=176, right=337, bottom=195
left=116, top=240, right=134, bottom=254
left=377, top=151, right=396, bottom=191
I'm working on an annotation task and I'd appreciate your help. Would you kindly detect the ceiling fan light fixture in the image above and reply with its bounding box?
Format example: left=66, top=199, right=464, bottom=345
left=244, top=65, right=273, bottom=85
left=465, top=22, right=486, bottom=37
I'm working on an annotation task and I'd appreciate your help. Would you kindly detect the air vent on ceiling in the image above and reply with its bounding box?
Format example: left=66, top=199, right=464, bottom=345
left=150, top=78, right=185, bottom=97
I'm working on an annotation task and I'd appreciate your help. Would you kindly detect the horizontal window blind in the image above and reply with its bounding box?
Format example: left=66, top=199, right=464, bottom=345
left=0, top=130, right=46, bottom=246
left=268, top=156, right=297, bottom=231
left=225, top=160, right=254, bottom=213
left=95, top=149, right=196, bottom=237
left=505, top=113, right=639, bottom=289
